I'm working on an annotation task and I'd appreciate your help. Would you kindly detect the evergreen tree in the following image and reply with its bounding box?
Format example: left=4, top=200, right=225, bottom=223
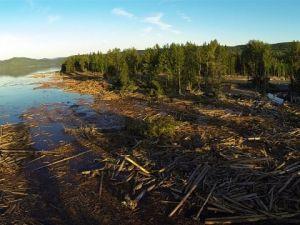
left=202, top=40, right=227, bottom=96
left=242, top=40, right=272, bottom=93
left=168, top=43, right=184, bottom=95
left=288, top=41, right=300, bottom=94
left=123, top=48, right=140, bottom=78
left=183, top=42, right=199, bottom=92
left=119, top=60, right=130, bottom=89
left=60, top=40, right=297, bottom=98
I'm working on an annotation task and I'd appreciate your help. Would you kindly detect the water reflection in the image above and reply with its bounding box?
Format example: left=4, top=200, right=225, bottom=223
left=0, top=71, right=92, bottom=125
left=0, top=69, right=94, bottom=151
left=0, top=68, right=125, bottom=151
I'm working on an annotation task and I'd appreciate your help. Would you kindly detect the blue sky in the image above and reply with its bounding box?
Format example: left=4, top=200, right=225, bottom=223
left=0, top=0, right=299, bottom=59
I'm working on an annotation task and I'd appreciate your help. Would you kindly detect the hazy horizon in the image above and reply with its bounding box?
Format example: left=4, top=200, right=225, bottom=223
left=1, top=40, right=298, bottom=61
left=1, top=0, right=300, bottom=60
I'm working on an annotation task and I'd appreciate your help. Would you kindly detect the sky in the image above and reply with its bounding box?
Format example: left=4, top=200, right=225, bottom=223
left=0, top=0, right=299, bottom=60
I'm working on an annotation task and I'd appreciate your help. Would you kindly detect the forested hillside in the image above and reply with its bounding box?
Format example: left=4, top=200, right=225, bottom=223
left=0, top=57, right=65, bottom=76
left=61, top=40, right=300, bottom=96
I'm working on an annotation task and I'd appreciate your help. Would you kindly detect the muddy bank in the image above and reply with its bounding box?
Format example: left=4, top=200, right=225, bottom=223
left=36, top=72, right=118, bottom=99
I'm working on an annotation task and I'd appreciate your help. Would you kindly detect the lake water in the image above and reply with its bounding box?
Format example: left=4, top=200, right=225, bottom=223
left=0, top=68, right=92, bottom=125
left=0, top=68, right=94, bottom=150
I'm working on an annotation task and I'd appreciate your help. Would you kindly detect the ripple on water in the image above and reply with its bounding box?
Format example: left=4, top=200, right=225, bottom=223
left=0, top=71, right=124, bottom=151
left=0, top=71, right=91, bottom=150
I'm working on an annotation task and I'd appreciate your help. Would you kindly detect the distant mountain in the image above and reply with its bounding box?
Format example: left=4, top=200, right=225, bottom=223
left=229, top=42, right=294, bottom=54
left=135, top=42, right=294, bottom=56
left=0, top=57, right=66, bottom=76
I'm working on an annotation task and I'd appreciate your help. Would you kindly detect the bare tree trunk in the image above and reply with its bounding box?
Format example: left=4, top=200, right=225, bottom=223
left=178, top=71, right=182, bottom=95
left=198, top=64, right=202, bottom=88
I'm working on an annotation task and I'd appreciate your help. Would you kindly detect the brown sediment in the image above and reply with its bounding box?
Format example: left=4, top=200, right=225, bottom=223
left=30, top=73, right=51, bottom=79
left=36, top=72, right=119, bottom=99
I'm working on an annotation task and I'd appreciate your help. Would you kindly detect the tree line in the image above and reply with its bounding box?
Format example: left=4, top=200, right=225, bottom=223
left=61, top=40, right=300, bottom=96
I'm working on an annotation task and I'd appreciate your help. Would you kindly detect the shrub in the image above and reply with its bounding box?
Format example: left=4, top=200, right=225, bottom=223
left=146, top=115, right=177, bottom=138
left=126, top=115, right=177, bottom=138
left=122, top=83, right=138, bottom=92
left=147, top=80, right=164, bottom=97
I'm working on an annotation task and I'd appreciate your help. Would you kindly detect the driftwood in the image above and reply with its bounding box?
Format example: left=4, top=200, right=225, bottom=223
left=205, top=212, right=300, bottom=224
left=84, top=145, right=300, bottom=223
left=194, top=182, right=217, bottom=220
left=33, top=150, right=93, bottom=171
left=169, top=165, right=209, bottom=217
left=99, top=171, right=104, bottom=199
left=53, top=96, right=300, bottom=223
left=124, top=156, right=151, bottom=175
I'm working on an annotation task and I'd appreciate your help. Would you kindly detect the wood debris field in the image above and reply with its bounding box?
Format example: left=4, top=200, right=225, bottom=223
left=0, top=74, right=299, bottom=225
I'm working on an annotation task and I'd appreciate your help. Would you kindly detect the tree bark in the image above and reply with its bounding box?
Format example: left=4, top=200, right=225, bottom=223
left=178, top=70, right=182, bottom=95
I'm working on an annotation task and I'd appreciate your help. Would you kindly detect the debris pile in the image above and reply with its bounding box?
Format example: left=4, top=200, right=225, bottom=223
left=78, top=125, right=300, bottom=224
left=0, top=125, right=31, bottom=220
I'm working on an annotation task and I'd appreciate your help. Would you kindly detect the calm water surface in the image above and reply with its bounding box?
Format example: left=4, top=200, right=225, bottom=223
left=0, top=68, right=92, bottom=124
left=0, top=68, right=94, bottom=150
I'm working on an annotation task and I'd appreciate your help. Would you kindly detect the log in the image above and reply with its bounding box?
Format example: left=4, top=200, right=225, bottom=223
left=33, top=150, right=93, bottom=171
left=169, top=165, right=209, bottom=217
left=194, top=182, right=217, bottom=220
left=124, top=156, right=150, bottom=175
